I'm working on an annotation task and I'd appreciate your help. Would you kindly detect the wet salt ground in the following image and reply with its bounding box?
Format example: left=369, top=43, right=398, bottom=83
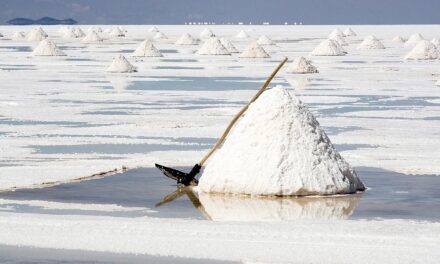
left=0, top=166, right=439, bottom=221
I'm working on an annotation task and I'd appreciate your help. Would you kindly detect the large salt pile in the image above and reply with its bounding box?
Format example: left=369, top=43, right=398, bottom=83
left=175, top=33, right=198, bottom=45
left=431, top=38, right=440, bottom=47
left=153, top=31, right=168, bottom=40
left=196, top=37, right=230, bottom=55
left=239, top=43, right=270, bottom=58
left=404, top=40, right=439, bottom=60
left=133, top=40, right=163, bottom=57
left=311, top=39, right=346, bottom=56
left=199, top=87, right=365, bottom=196
left=343, top=28, right=357, bottom=37
left=392, top=35, right=406, bottom=43
left=220, top=38, right=239, bottom=53
left=257, top=35, right=275, bottom=45
left=236, top=30, right=250, bottom=39
left=106, top=55, right=137, bottom=73
left=27, top=27, right=48, bottom=41
left=405, top=33, right=424, bottom=47
left=286, top=57, right=318, bottom=74
left=32, top=39, right=66, bottom=56
left=357, top=35, right=385, bottom=49
left=199, top=28, right=215, bottom=39
left=82, top=30, right=103, bottom=43
left=11, top=31, right=26, bottom=40
left=149, top=26, right=159, bottom=33
left=109, top=27, right=125, bottom=37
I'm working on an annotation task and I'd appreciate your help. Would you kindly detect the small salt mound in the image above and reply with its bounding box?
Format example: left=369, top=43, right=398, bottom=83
left=27, top=27, right=48, bottom=41
left=311, top=39, right=346, bottom=56
left=199, top=28, right=215, bottom=39
left=133, top=40, right=163, bottom=57
left=74, top=28, right=85, bottom=38
left=239, top=43, right=270, bottom=58
left=32, top=39, right=66, bottom=56
left=329, top=34, right=348, bottom=46
left=436, top=80, right=440, bottom=86
left=149, top=26, right=159, bottom=32
left=0, top=32, right=4, bottom=37
left=175, top=33, right=198, bottom=45
left=82, top=30, right=103, bottom=43
left=106, top=55, right=137, bottom=73
left=87, top=26, right=102, bottom=33
left=392, top=35, right=406, bottom=43
left=328, top=28, right=344, bottom=38
left=404, top=40, right=439, bottom=60
left=236, top=30, right=250, bottom=39
left=196, top=37, right=230, bottom=55
left=357, top=35, right=385, bottom=49
left=405, top=33, right=424, bottom=47
left=257, top=35, right=275, bottom=45
left=11, top=31, right=26, bottom=40
left=343, top=28, right=357, bottom=37
left=286, top=56, right=318, bottom=74
left=220, top=38, right=239, bottom=53
left=63, top=28, right=78, bottom=39
left=153, top=31, right=168, bottom=40
left=109, top=27, right=125, bottom=37
left=199, top=87, right=365, bottom=196
left=431, top=38, right=440, bottom=47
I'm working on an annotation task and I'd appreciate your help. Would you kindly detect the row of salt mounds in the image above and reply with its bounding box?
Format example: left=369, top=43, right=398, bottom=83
left=392, top=35, right=406, bottom=43
left=12, top=31, right=26, bottom=40
left=220, top=38, right=239, bottom=53
left=82, top=30, right=103, bottom=43
left=257, top=35, right=275, bottom=45
left=133, top=40, right=163, bottom=57
left=404, top=33, right=424, bottom=47
left=107, top=55, right=137, bottom=73
left=153, top=31, right=168, bottom=40
left=236, top=30, right=250, bottom=39
left=343, top=28, right=357, bottom=37
left=239, top=43, right=270, bottom=58
left=197, top=37, right=230, bottom=55
left=286, top=57, right=318, bottom=74
left=27, top=27, right=48, bottom=42
left=404, top=40, right=439, bottom=60
left=357, top=35, right=385, bottom=50
left=63, top=27, right=85, bottom=39
left=175, top=33, right=199, bottom=45
left=32, top=39, right=66, bottom=56
left=311, top=39, right=346, bottom=56
left=199, top=87, right=365, bottom=196
left=199, top=28, right=215, bottom=39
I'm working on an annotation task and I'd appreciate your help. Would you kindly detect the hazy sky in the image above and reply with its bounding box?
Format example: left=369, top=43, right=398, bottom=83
left=1, top=0, right=439, bottom=25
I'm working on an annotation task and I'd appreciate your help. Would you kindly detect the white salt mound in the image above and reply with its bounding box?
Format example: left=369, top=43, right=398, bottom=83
left=311, top=39, right=346, bottom=56
left=199, top=28, right=215, bottom=39
left=329, top=34, right=348, bottom=46
left=219, top=38, right=239, bottom=53
left=106, top=55, right=137, bottom=73
left=357, top=35, right=385, bottom=49
left=133, top=40, right=163, bottom=57
left=436, top=80, right=440, bottom=86
left=74, top=28, right=85, bottom=38
left=63, top=28, right=78, bottom=39
left=109, top=27, right=125, bottom=37
left=82, top=31, right=103, bottom=43
left=11, top=31, right=26, bottom=40
left=257, top=35, right=275, bottom=45
left=199, top=87, right=365, bottom=196
left=239, top=43, right=270, bottom=58
left=153, top=31, right=168, bottom=40
left=343, top=28, right=357, bottom=37
left=404, top=40, right=439, bottom=60
left=196, top=37, right=230, bottom=55
left=236, top=30, right=250, bottom=39
left=175, top=33, right=198, bottom=45
left=32, top=39, right=66, bottom=56
left=27, top=27, right=48, bottom=41
left=149, top=26, right=159, bottom=32
left=286, top=57, right=318, bottom=74
left=431, top=38, right=440, bottom=47
left=405, top=33, right=424, bottom=47
left=392, top=35, right=406, bottom=43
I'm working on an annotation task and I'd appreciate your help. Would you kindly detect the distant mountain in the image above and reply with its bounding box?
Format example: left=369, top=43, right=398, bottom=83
left=7, top=17, right=77, bottom=25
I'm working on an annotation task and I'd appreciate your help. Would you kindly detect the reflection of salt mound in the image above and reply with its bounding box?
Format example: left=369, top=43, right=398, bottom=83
left=12, top=31, right=26, bottom=40
left=74, top=28, right=85, bottom=38
left=236, top=30, right=250, bottom=39
left=108, top=77, right=132, bottom=92
left=405, top=33, right=424, bottom=47
left=106, top=55, right=137, bottom=73
left=286, top=56, right=318, bottom=74
left=343, top=28, right=357, bottom=37
left=175, top=33, right=198, bottom=45
left=404, top=40, right=439, bottom=60
left=27, top=27, right=48, bottom=41
left=199, top=87, right=365, bottom=196
left=199, top=193, right=361, bottom=221
left=153, top=31, right=168, bottom=40
left=109, top=27, right=125, bottom=37
left=133, top=40, right=163, bottom=57
left=357, top=35, right=385, bottom=49
left=82, top=31, right=103, bottom=43
left=329, top=34, right=348, bottom=46
left=311, top=39, right=346, bottom=56
left=239, top=43, right=270, bottom=58
left=199, top=28, right=215, bottom=39
left=32, top=39, right=66, bottom=56
left=285, top=76, right=312, bottom=89
left=392, top=35, right=405, bottom=43
left=220, top=38, right=239, bottom=53
left=257, top=35, right=275, bottom=45
left=149, top=26, right=159, bottom=32
left=431, top=38, right=440, bottom=47
left=196, top=37, right=230, bottom=55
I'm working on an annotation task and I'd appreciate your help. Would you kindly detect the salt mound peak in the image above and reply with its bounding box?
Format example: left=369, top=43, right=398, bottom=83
left=405, top=33, right=424, bottom=47
left=27, top=27, right=48, bottom=42
left=74, top=28, right=85, bottom=38
left=149, top=26, right=159, bottom=32
left=343, top=28, right=357, bottom=37
left=109, top=27, right=125, bottom=37
left=220, top=38, right=239, bottom=53
left=431, top=38, right=440, bottom=47
left=63, top=27, right=78, bottom=39
left=106, top=55, right=137, bottom=73
left=153, top=31, right=168, bottom=40
left=32, top=39, right=66, bottom=56
left=82, top=30, right=103, bottom=43
left=404, top=40, right=439, bottom=60
left=392, top=35, right=406, bottom=43
left=236, top=30, right=250, bottom=39
left=357, top=35, right=385, bottom=49
left=196, top=37, right=230, bottom=55
left=311, top=39, right=346, bottom=56
left=12, top=31, right=26, bottom=40
left=199, top=87, right=365, bottom=196
left=286, top=56, right=318, bottom=74
left=199, top=28, right=215, bottom=39
left=257, top=35, right=275, bottom=45
left=175, top=33, right=198, bottom=45
left=329, top=34, right=348, bottom=46
left=239, top=43, right=270, bottom=58
left=329, top=28, right=344, bottom=38
left=133, top=40, right=163, bottom=57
